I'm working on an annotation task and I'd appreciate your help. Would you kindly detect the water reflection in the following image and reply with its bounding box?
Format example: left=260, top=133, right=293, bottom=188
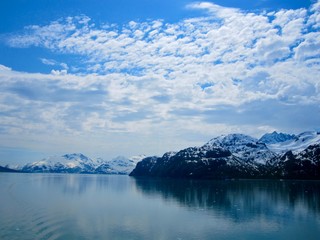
left=132, top=178, right=320, bottom=221
left=0, top=174, right=137, bottom=240
left=1, top=174, right=320, bottom=240
left=37, top=174, right=132, bottom=195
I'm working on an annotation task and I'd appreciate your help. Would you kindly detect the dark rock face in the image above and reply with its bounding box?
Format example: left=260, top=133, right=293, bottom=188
left=130, top=145, right=255, bottom=179
left=130, top=133, right=320, bottom=180
left=271, top=145, right=320, bottom=179
left=130, top=156, right=160, bottom=176
left=0, top=166, right=19, bottom=172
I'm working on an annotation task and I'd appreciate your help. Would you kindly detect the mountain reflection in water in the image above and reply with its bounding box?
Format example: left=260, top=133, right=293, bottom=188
left=132, top=178, right=320, bottom=221
left=1, top=174, right=319, bottom=240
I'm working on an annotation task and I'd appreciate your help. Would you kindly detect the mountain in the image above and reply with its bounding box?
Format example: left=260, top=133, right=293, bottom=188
left=0, top=165, right=19, bottom=172
left=95, top=155, right=146, bottom=174
left=266, top=131, right=320, bottom=153
left=259, top=131, right=296, bottom=144
left=204, top=134, right=277, bottom=164
left=130, top=132, right=320, bottom=179
left=18, top=153, right=145, bottom=174
left=21, top=153, right=97, bottom=173
left=130, top=134, right=269, bottom=179
left=271, top=144, right=320, bottom=179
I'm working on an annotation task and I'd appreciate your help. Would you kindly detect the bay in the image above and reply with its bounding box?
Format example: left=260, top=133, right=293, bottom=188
left=0, top=173, right=319, bottom=240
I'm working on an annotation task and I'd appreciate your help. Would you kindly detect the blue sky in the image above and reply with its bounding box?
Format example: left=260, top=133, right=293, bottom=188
left=0, top=0, right=319, bottom=164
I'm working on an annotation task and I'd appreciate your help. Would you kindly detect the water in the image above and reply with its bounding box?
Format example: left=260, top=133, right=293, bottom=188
left=0, top=173, right=319, bottom=240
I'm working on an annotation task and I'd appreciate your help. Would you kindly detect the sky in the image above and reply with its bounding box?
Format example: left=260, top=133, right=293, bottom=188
left=0, top=0, right=319, bottom=165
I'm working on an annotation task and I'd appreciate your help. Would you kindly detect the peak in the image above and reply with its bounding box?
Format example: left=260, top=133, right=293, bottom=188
left=208, top=133, right=257, bottom=144
left=129, top=155, right=147, bottom=163
left=259, top=132, right=296, bottom=144
left=162, top=151, right=177, bottom=159
left=62, top=153, right=90, bottom=161
left=226, top=133, right=256, bottom=139
left=63, top=153, right=83, bottom=157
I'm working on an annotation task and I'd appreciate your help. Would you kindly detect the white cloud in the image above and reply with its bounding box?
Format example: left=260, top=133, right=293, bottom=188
left=1, top=2, right=320, bottom=160
left=186, top=2, right=240, bottom=18
left=51, top=69, right=68, bottom=75
left=40, top=58, right=69, bottom=70
left=40, top=58, right=56, bottom=66
left=294, top=32, right=320, bottom=61
left=0, top=64, right=12, bottom=71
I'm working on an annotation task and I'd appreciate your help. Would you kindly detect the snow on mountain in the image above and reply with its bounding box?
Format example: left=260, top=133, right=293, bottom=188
left=266, top=131, right=320, bottom=153
left=129, top=155, right=147, bottom=164
left=204, top=134, right=276, bottom=164
left=95, top=155, right=146, bottom=174
left=9, top=131, right=320, bottom=178
left=296, top=144, right=320, bottom=165
left=259, top=131, right=296, bottom=144
left=18, top=153, right=146, bottom=174
left=130, top=131, right=320, bottom=179
left=21, top=153, right=96, bottom=173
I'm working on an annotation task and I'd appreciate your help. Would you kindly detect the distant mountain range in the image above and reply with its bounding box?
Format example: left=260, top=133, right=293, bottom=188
left=130, top=131, right=320, bottom=179
left=2, top=131, right=319, bottom=179
left=4, top=154, right=145, bottom=175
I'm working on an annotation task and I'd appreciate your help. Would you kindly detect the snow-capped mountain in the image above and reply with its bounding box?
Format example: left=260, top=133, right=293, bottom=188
left=270, top=144, right=320, bottom=179
left=130, top=131, right=320, bottom=179
left=9, top=130, right=320, bottom=178
left=19, top=153, right=146, bottom=174
left=266, top=131, right=320, bottom=153
left=259, top=131, right=296, bottom=144
left=204, top=134, right=276, bottom=164
left=130, top=134, right=271, bottom=178
left=95, top=155, right=146, bottom=174
left=21, top=153, right=97, bottom=173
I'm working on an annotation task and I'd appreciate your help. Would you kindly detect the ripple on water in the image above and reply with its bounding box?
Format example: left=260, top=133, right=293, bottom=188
left=0, top=175, right=72, bottom=240
left=34, top=213, right=70, bottom=240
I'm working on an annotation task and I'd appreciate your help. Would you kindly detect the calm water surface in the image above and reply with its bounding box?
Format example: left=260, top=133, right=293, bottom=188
left=0, top=173, right=319, bottom=239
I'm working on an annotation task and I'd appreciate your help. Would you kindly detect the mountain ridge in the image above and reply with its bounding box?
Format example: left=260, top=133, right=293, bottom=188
left=130, top=131, right=320, bottom=179
left=15, top=153, right=146, bottom=175
left=4, top=131, right=320, bottom=178
left=259, top=131, right=297, bottom=144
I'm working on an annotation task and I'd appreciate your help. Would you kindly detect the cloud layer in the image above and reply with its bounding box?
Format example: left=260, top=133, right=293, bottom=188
left=1, top=1, right=320, bottom=160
